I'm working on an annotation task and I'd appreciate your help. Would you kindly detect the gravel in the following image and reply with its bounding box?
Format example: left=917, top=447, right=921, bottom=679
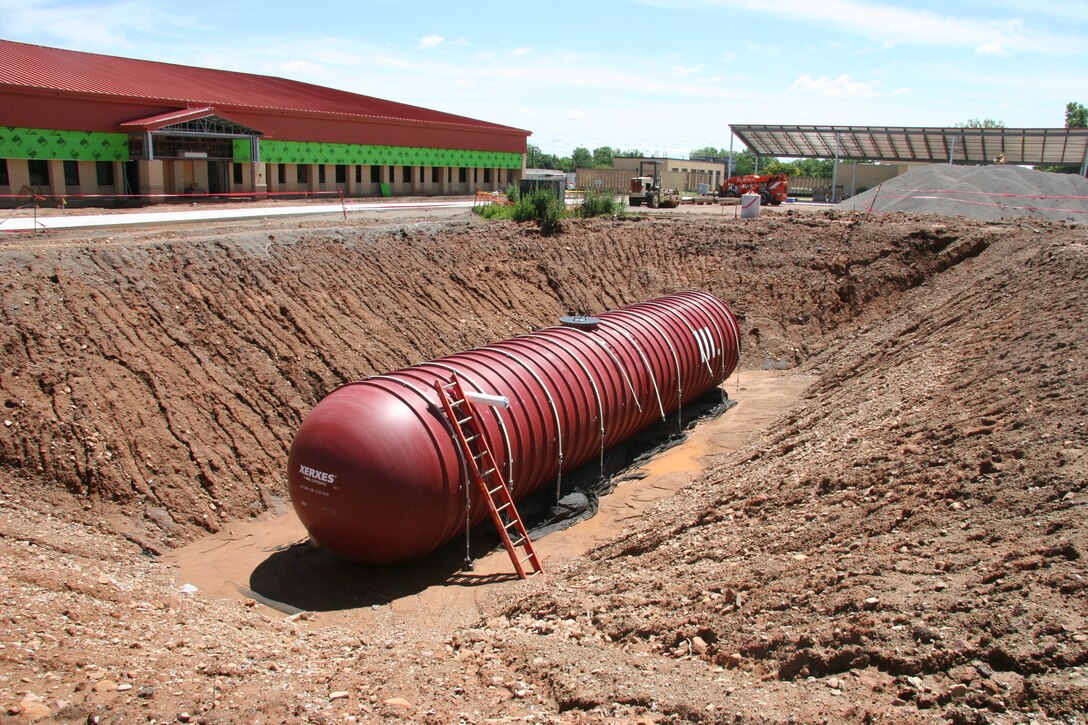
left=837, top=163, right=1088, bottom=223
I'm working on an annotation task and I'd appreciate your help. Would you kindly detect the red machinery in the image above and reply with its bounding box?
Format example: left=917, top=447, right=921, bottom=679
left=288, top=292, right=740, bottom=565
left=721, top=173, right=789, bottom=206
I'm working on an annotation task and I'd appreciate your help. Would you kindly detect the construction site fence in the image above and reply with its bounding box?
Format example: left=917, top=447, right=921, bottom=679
left=575, top=168, right=707, bottom=194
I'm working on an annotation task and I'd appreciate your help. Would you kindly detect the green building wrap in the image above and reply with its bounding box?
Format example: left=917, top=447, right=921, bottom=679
left=0, top=126, right=130, bottom=162
left=233, top=138, right=521, bottom=169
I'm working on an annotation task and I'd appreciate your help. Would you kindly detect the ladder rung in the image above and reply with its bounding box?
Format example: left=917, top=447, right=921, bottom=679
left=464, top=435, right=480, bottom=443
left=456, top=416, right=474, bottom=425
left=519, top=554, right=537, bottom=565
left=448, top=398, right=465, bottom=407
left=495, top=501, right=512, bottom=513
left=480, top=467, right=497, bottom=477
left=472, top=450, right=488, bottom=459
left=487, top=485, right=506, bottom=496
left=510, top=536, right=526, bottom=547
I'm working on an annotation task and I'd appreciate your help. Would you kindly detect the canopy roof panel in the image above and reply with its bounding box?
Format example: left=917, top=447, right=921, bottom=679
left=731, top=125, right=1088, bottom=167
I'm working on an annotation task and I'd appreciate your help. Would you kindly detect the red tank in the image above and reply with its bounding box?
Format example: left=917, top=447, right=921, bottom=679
left=287, top=291, right=740, bottom=564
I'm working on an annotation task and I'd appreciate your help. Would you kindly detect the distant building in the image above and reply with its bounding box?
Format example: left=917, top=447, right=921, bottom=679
left=576, top=156, right=728, bottom=194
left=613, top=156, right=729, bottom=190
left=0, top=39, right=529, bottom=205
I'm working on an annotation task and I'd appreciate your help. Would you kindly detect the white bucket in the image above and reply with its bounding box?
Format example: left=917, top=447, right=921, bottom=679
left=740, top=193, right=761, bottom=219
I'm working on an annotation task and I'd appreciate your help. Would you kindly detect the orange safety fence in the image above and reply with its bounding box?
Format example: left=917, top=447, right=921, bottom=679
left=473, top=190, right=512, bottom=207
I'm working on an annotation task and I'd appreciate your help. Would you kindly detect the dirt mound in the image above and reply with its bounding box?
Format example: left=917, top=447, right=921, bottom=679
left=0, top=213, right=983, bottom=548
left=491, top=221, right=1088, bottom=722
left=0, top=210, right=1085, bottom=723
left=838, top=164, right=1088, bottom=223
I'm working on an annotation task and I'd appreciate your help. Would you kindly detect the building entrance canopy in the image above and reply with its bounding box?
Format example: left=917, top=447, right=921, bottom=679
left=120, top=108, right=262, bottom=161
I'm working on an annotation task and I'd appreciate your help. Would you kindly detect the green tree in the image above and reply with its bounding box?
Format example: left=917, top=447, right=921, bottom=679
left=618, top=149, right=644, bottom=158
left=570, top=147, right=593, bottom=170
left=592, top=146, right=616, bottom=168
left=1066, top=101, right=1088, bottom=128
left=689, top=147, right=729, bottom=160
left=526, top=144, right=544, bottom=168
left=954, top=118, right=1006, bottom=128
left=730, top=150, right=757, bottom=175
left=526, top=144, right=561, bottom=170
left=792, top=158, right=835, bottom=177
left=761, top=159, right=795, bottom=175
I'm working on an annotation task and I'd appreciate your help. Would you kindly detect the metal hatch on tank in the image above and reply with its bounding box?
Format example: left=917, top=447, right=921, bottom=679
left=286, top=291, right=741, bottom=565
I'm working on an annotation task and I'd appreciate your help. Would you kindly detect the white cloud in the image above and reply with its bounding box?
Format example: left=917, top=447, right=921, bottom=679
left=743, top=41, right=781, bottom=54
left=0, top=0, right=198, bottom=54
left=789, top=74, right=881, bottom=98
left=975, top=41, right=1009, bottom=57
left=671, top=64, right=704, bottom=76
left=510, top=47, right=532, bottom=57
left=279, top=60, right=323, bottom=76
left=455, top=79, right=478, bottom=88
left=645, top=0, right=1086, bottom=56
left=418, top=34, right=444, bottom=49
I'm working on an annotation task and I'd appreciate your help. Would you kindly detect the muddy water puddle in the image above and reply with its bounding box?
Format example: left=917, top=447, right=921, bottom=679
left=169, top=368, right=812, bottom=633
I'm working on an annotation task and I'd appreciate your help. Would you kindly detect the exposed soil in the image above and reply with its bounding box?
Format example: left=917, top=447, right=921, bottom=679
left=0, top=204, right=1085, bottom=723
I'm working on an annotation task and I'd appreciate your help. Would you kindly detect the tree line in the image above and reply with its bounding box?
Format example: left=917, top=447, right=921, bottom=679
left=528, top=101, right=1086, bottom=178
left=526, top=143, right=837, bottom=177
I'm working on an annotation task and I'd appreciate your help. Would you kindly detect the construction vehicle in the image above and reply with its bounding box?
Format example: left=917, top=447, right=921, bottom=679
left=628, top=161, right=681, bottom=208
left=720, top=173, right=789, bottom=206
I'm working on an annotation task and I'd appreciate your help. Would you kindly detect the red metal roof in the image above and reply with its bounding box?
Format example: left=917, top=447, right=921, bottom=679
left=0, top=39, right=527, bottom=135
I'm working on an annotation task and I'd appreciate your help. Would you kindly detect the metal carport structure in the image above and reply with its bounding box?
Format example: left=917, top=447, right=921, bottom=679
left=729, top=125, right=1088, bottom=177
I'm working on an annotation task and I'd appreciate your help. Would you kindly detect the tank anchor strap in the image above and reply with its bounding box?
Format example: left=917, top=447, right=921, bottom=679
left=482, top=346, right=565, bottom=503
left=601, top=321, right=667, bottom=421
left=424, top=362, right=515, bottom=490
left=528, top=331, right=607, bottom=476
left=574, top=331, right=643, bottom=414
left=434, top=374, right=542, bottom=579
left=622, top=309, right=685, bottom=432
left=362, top=374, right=476, bottom=568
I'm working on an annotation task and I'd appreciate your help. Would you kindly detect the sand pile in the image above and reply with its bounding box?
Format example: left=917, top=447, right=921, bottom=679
left=838, top=163, right=1088, bottom=223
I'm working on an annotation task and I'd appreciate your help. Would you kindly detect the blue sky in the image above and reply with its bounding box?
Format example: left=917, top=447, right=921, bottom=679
left=2, top=0, right=1086, bottom=157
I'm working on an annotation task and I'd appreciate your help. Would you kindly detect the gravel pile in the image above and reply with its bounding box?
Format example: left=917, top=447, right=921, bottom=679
left=837, top=163, right=1088, bottom=223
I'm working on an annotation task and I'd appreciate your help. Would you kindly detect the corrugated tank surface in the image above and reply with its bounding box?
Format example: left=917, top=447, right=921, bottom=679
left=288, top=292, right=741, bottom=565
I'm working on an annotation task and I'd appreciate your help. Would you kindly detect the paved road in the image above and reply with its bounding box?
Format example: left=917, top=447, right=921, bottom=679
left=0, top=199, right=478, bottom=232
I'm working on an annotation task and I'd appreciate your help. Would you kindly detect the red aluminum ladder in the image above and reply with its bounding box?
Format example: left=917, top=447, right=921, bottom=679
left=434, top=374, right=543, bottom=579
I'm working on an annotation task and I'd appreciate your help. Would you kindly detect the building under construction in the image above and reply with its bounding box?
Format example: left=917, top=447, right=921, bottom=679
left=0, top=39, right=529, bottom=205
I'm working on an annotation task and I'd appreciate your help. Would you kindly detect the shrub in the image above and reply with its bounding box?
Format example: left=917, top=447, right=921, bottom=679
left=474, top=203, right=512, bottom=220
left=512, top=189, right=565, bottom=233
left=473, top=188, right=565, bottom=230
left=578, top=187, right=624, bottom=218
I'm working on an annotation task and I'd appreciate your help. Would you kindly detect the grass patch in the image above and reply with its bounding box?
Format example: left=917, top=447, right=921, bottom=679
left=576, top=187, right=625, bottom=218
left=473, top=184, right=625, bottom=232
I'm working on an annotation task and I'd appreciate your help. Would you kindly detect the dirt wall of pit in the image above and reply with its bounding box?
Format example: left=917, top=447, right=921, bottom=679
left=0, top=214, right=997, bottom=547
